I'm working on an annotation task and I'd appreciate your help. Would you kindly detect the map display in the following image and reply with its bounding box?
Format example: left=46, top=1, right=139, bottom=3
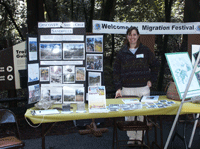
left=165, top=52, right=200, bottom=99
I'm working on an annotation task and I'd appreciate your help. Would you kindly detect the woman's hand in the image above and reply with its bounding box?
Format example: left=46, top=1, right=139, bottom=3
left=115, top=89, right=122, bottom=98
left=147, top=81, right=152, bottom=87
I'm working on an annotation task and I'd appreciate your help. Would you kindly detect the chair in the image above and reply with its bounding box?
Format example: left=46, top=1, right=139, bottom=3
left=113, top=116, right=151, bottom=149
left=0, top=109, right=25, bottom=149
left=112, top=96, right=151, bottom=149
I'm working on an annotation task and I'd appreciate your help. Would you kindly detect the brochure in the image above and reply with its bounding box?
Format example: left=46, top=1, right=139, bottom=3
left=147, top=105, right=158, bottom=109
left=109, top=108, right=119, bottom=112
left=122, top=98, right=139, bottom=104
left=28, top=37, right=38, bottom=61
left=28, top=63, right=39, bottom=82
left=108, top=104, right=120, bottom=111
left=88, top=86, right=108, bottom=113
left=133, top=102, right=142, bottom=109
left=157, top=105, right=166, bottom=108
left=141, top=95, right=159, bottom=102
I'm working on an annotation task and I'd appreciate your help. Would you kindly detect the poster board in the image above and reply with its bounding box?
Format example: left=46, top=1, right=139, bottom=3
left=26, top=22, right=104, bottom=104
left=165, top=52, right=200, bottom=99
left=192, top=45, right=200, bottom=85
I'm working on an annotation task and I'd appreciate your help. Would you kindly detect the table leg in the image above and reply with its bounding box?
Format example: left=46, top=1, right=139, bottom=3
left=160, top=116, right=163, bottom=149
left=151, top=116, right=163, bottom=149
left=171, top=115, right=188, bottom=149
left=188, top=113, right=199, bottom=148
left=42, top=123, right=45, bottom=149
left=112, top=118, right=116, bottom=149
left=41, top=122, right=56, bottom=149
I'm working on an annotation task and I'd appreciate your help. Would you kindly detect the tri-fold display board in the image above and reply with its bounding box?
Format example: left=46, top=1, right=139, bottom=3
left=27, top=22, right=104, bottom=104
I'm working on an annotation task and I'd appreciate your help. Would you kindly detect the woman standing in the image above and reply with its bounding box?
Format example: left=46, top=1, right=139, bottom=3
left=113, top=27, right=160, bottom=144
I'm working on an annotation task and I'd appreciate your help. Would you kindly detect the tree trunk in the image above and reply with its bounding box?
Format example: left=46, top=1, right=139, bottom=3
left=180, top=0, right=200, bottom=52
left=101, top=0, right=117, bottom=66
left=87, top=0, right=95, bottom=32
left=27, top=0, right=44, bottom=34
left=157, top=0, right=173, bottom=91
left=0, top=2, right=24, bottom=41
left=52, top=0, right=59, bottom=21
left=71, top=0, right=74, bottom=20
left=101, top=0, right=116, bottom=21
left=110, top=34, right=114, bottom=66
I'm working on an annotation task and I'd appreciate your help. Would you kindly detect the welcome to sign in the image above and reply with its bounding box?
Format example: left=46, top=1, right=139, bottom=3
left=92, top=20, right=200, bottom=35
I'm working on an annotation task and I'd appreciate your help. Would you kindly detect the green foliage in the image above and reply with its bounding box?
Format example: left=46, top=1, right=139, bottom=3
left=0, top=0, right=194, bottom=93
left=171, top=0, right=184, bottom=22
left=0, top=0, right=26, bottom=49
left=114, top=0, right=165, bottom=22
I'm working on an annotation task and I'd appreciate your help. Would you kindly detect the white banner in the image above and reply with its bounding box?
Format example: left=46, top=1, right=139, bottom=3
left=93, top=20, right=200, bottom=34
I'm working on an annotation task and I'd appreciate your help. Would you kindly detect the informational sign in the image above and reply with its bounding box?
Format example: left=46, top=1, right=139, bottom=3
left=13, top=41, right=27, bottom=89
left=165, top=52, right=200, bottom=99
left=93, top=20, right=200, bottom=34
left=0, top=41, right=26, bottom=90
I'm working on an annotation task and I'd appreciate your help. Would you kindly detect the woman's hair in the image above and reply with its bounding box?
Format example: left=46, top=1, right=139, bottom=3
left=124, top=27, right=140, bottom=47
left=126, top=26, right=140, bottom=36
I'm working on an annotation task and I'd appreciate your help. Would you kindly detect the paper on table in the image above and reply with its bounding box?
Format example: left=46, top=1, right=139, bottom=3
left=122, top=98, right=139, bottom=104
left=141, top=96, right=159, bottom=102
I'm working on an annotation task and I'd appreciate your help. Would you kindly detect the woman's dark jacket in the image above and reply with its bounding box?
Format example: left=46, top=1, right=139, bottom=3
left=113, top=43, right=160, bottom=90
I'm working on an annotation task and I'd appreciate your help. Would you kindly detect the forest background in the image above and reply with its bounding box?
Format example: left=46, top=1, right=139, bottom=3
left=0, top=0, right=200, bottom=108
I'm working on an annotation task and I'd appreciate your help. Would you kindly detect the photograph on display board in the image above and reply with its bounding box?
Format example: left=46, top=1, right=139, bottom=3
left=86, top=54, right=103, bottom=71
left=41, top=86, right=50, bottom=100
left=192, top=45, right=200, bottom=84
left=63, top=87, right=76, bottom=103
left=63, top=43, right=85, bottom=60
left=40, top=43, right=62, bottom=60
left=196, top=71, right=200, bottom=84
left=86, top=35, right=103, bottom=53
left=50, top=66, right=62, bottom=84
left=28, top=84, right=40, bottom=104
left=76, top=67, right=85, bottom=81
left=75, top=87, right=84, bottom=102
left=28, top=37, right=38, bottom=61
left=192, top=45, right=200, bottom=69
left=88, top=72, right=101, bottom=86
left=50, top=87, right=62, bottom=104
left=86, top=36, right=94, bottom=52
left=63, top=86, right=84, bottom=103
left=193, top=52, right=200, bottom=67
left=28, top=63, right=39, bottom=82
left=63, top=65, right=75, bottom=83
left=40, top=67, right=49, bottom=82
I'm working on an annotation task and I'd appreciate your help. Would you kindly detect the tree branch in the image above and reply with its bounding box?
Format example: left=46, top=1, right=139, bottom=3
left=0, top=2, right=25, bottom=41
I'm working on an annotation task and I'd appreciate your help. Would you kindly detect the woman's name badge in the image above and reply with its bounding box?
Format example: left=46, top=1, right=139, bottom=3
left=136, top=54, right=144, bottom=58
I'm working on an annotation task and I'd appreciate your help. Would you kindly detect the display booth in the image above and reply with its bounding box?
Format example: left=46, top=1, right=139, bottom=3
left=24, top=20, right=200, bottom=149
